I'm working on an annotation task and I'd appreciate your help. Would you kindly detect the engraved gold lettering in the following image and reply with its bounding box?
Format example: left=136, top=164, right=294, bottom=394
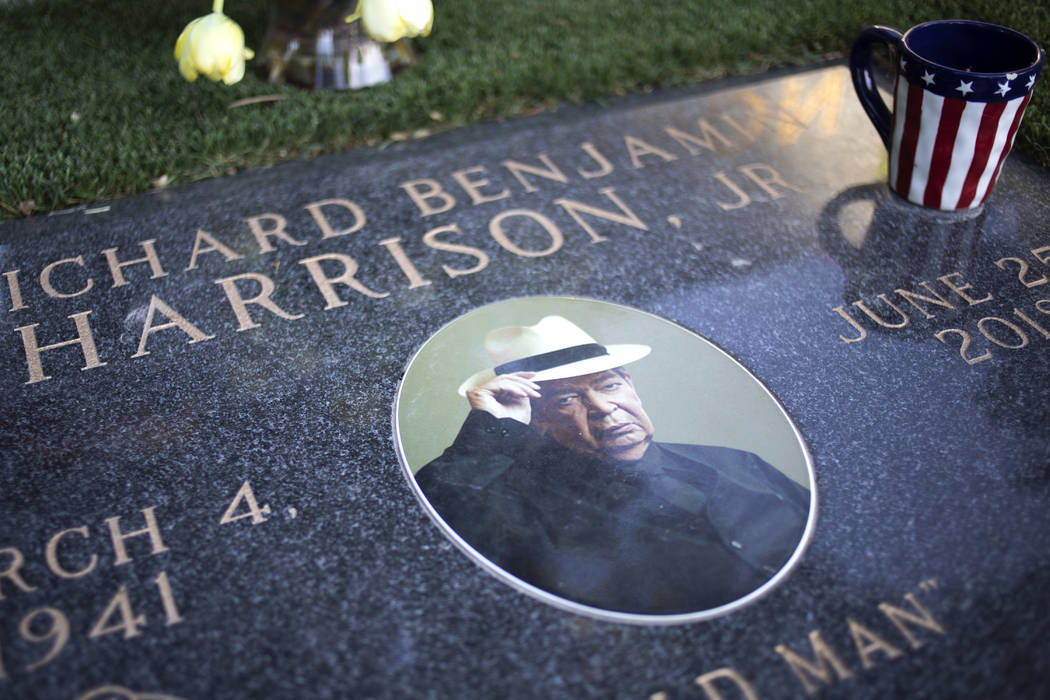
left=553, top=187, right=648, bottom=244
left=15, top=311, right=107, bottom=384
left=1031, top=245, right=1050, bottom=265
left=937, top=272, right=993, bottom=306
left=775, top=631, right=853, bottom=695
left=304, top=198, right=367, bottom=239
left=831, top=306, right=868, bottom=343
left=0, top=547, right=37, bottom=599
left=489, top=209, right=564, bottom=257
left=893, top=283, right=956, bottom=319
left=378, top=238, right=433, bottom=288
left=721, top=113, right=755, bottom=141
left=451, top=166, right=511, bottom=206
left=1038, top=299, right=1050, bottom=315
left=977, top=317, right=1029, bottom=349
left=215, top=273, right=305, bottom=331
left=575, top=142, right=614, bottom=179
left=185, top=229, right=243, bottom=271
left=673, top=582, right=946, bottom=697
left=738, top=163, right=804, bottom=199
left=400, top=178, right=456, bottom=216
left=777, top=72, right=845, bottom=144
left=713, top=172, right=751, bottom=210
left=40, top=256, right=94, bottom=299
left=664, top=120, right=733, bottom=154
left=852, top=295, right=910, bottom=328
left=299, top=253, right=389, bottom=309
left=1013, top=308, right=1050, bottom=339
left=877, top=592, right=946, bottom=649
left=105, top=506, right=169, bottom=567
left=994, top=256, right=1049, bottom=288
left=45, top=526, right=98, bottom=579
left=220, top=481, right=272, bottom=525
left=727, top=90, right=768, bottom=140
left=422, top=224, right=491, bottom=278
left=245, top=213, right=307, bottom=253
left=502, top=154, right=569, bottom=193
left=694, top=667, right=759, bottom=700
left=154, top=571, right=184, bottom=626
left=131, top=295, right=215, bottom=358
left=934, top=328, right=992, bottom=365
left=3, top=269, right=26, bottom=311
left=624, top=136, right=678, bottom=168
left=847, top=618, right=903, bottom=670
left=100, top=239, right=168, bottom=288
left=88, top=586, right=146, bottom=640
left=20, top=608, right=70, bottom=671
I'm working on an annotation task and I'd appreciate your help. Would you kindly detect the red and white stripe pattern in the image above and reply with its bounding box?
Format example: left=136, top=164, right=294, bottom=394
left=888, top=73, right=1034, bottom=210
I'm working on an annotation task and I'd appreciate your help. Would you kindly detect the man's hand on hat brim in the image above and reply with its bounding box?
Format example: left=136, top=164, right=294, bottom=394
left=466, top=372, right=540, bottom=425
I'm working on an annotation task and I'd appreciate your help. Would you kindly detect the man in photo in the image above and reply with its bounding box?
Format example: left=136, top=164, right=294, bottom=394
left=415, top=315, right=810, bottom=615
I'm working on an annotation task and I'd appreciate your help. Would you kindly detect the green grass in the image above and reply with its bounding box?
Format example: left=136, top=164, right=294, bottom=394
left=1, top=0, right=1048, bottom=218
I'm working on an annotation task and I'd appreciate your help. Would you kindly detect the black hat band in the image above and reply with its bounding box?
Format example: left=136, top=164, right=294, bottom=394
left=495, top=343, right=609, bottom=375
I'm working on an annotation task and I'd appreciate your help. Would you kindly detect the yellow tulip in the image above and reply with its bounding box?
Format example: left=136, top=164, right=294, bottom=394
left=174, top=3, right=254, bottom=85
left=357, top=0, right=434, bottom=43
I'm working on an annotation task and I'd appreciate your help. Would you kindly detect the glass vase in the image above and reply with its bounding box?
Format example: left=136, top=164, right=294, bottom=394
left=256, top=0, right=415, bottom=90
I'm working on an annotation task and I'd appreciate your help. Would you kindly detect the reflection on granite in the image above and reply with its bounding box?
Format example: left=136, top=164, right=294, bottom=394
left=819, top=183, right=987, bottom=312
left=1, top=64, right=1049, bottom=698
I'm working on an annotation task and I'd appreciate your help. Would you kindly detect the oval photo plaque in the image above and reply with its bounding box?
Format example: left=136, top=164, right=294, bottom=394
left=394, top=297, right=816, bottom=624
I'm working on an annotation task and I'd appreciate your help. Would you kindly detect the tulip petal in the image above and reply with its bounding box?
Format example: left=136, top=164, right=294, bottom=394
left=175, top=27, right=189, bottom=61
left=173, top=12, right=252, bottom=85
left=361, top=0, right=407, bottom=43
left=397, top=0, right=433, bottom=37
left=179, top=57, right=199, bottom=82
left=223, top=56, right=246, bottom=85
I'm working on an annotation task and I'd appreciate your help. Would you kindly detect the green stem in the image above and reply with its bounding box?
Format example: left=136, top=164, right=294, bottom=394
left=212, top=0, right=223, bottom=14
left=345, top=0, right=362, bottom=23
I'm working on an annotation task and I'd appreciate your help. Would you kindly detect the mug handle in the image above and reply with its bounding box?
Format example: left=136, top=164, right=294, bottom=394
left=849, top=25, right=904, bottom=147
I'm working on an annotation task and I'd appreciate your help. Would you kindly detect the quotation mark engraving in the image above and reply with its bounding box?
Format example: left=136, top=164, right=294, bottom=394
left=919, top=579, right=939, bottom=592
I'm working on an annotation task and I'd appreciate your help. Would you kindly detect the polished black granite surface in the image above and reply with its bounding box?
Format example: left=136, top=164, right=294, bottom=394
left=2, top=64, right=1049, bottom=698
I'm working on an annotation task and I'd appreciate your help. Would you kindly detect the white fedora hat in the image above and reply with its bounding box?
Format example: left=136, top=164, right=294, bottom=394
left=457, top=316, right=651, bottom=395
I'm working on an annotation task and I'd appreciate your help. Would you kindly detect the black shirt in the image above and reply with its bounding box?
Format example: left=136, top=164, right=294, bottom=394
left=416, top=411, right=810, bottom=615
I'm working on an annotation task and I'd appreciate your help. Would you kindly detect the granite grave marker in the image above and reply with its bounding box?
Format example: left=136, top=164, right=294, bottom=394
left=2, top=64, right=1049, bottom=698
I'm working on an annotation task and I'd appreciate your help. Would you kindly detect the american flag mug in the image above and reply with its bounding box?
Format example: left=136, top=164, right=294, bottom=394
left=850, top=21, right=1044, bottom=210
